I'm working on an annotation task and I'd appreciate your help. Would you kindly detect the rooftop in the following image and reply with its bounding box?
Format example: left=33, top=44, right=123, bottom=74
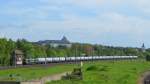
left=14, top=49, right=24, bottom=55
left=37, top=36, right=71, bottom=44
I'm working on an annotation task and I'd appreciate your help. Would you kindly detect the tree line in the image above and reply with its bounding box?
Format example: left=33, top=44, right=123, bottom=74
left=0, top=38, right=148, bottom=66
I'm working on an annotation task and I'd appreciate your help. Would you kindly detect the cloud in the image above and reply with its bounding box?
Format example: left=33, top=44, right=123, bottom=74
left=5, top=11, right=147, bottom=43
left=0, top=0, right=150, bottom=47
left=71, top=0, right=106, bottom=8
left=134, top=0, right=150, bottom=14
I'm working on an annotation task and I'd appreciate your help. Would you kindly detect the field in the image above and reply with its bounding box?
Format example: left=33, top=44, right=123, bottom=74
left=47, top=60, right=150, bottom=84
left=0, top=64, right=76, bottom=81
left=0, top=60, right=150, bottom=84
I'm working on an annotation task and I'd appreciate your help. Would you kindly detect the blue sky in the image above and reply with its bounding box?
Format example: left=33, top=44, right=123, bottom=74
left=0, top=0, right=150, bottom=48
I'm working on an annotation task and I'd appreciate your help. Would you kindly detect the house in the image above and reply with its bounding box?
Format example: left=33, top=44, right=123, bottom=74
left=36, top=36, right=72, bottom=48
left=11, top=49, right=24, bottom=66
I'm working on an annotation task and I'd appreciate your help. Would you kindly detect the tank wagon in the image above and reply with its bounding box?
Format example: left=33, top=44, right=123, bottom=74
left=25, top=56, right=138, bottom=64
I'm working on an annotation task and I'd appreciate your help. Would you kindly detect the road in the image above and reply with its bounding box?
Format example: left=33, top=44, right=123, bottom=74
left=21, top=72, right=70, bottom=84
left=138, top=71, right=150, bottom=84
left=144, top=74, right=150, bottom=84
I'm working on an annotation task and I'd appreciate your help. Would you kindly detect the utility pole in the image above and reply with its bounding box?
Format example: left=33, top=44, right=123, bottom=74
left=92, top=47, right=94, bottom=62
left=45, top=55, right=47, bottom=65
left=75, top=45, right=78, bottom=64
left=14, top=54, right=16, bottom=67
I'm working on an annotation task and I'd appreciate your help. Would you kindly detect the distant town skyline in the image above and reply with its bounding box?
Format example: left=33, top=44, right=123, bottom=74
left=0, top=0, right=150, bottom=48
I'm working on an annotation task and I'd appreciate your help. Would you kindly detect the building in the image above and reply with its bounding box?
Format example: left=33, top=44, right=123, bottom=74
left=11, top=49, right=24, bottom=66
left=36, top=36, right=72, bottom=48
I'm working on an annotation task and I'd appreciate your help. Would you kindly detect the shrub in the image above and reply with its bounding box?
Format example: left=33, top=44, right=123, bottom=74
left=86, top=65, right=98, bottom=71
left=99, top=66, right=109, bottom=72
left=62, top=68, right=83, bottom=80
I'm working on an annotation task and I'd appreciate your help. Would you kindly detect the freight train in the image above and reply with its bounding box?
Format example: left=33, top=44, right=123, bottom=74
left=25, top=56, right=138, bottom=64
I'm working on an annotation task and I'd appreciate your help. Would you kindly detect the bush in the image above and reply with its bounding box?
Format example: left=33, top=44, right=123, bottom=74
left=146, top=55, right=150, bottom=61
left=99, top=66, right=109, bottom=72
left=62, top=68, right=83, bottom=80
left=86, top=65, right=98, bottom=71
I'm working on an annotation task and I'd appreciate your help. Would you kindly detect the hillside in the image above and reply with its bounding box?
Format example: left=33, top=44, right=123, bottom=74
left=0, top=38, right=148, bottom=66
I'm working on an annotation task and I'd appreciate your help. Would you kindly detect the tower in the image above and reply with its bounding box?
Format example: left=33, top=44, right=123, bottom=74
left=142, top=43, right=146, bottom=52
left=61, top=36, right=69, bottom=43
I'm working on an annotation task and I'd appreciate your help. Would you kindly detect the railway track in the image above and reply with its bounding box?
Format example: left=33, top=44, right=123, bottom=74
left=0, top=61, right=80, bottom=70
left=0, top=58, right=138, bottom=70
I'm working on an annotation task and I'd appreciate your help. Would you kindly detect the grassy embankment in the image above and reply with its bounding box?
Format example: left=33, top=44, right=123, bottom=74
left=47, top=60, right=150, bottom=84
left=0, top=64, right=76, bottom=81
left=0, top=60, right=150, bottom=84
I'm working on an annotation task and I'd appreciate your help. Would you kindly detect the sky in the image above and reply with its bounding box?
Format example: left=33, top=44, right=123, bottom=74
left=0, top=0, right=150, bottom=48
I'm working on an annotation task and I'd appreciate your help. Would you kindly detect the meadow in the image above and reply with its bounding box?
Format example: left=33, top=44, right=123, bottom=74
left=0, top=64, right=76, bottom=81
left=47, top=60, right=150, bottom=84
left=0, top=60, right=150, bottom=84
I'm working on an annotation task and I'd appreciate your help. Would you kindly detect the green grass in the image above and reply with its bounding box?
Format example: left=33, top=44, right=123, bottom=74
left=1, top=60, right=150, bottom=84
left=0, top=64, right=76, bottom=81
left=47, top=60, right=150, bottom=84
